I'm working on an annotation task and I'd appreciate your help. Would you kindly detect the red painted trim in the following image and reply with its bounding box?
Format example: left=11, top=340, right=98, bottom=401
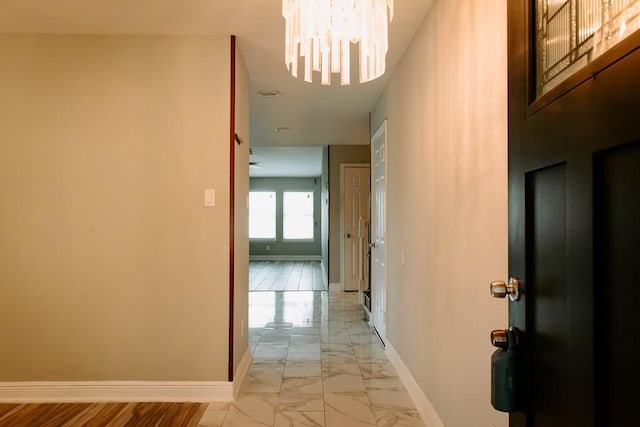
left=228, top=35, right=236, bottom=382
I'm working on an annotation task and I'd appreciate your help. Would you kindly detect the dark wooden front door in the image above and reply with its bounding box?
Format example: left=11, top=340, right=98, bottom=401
left=508, top=1, right=640, bottom=426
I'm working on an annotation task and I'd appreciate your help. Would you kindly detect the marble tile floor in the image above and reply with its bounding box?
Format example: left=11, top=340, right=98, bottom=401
left=249, top=261, right=326, bottom=292
left=198, top=290, right=424, bottom=427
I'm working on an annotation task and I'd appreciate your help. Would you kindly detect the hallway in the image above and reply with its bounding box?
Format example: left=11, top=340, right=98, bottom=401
left=198, top=289, right=423, bottom=426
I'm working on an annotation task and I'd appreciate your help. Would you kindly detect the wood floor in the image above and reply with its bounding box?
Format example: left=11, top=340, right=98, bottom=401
left=249, top=261, right=326, bottom=291
left=0, top=402, right=207, bottom=427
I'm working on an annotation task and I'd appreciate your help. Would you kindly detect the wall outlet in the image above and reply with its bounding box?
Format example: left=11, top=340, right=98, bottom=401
left=266, top=245, right=270, bottom=251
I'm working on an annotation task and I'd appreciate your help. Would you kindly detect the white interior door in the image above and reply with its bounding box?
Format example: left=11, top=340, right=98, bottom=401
left=342, top=165, right=370, bottom=291
left=371, top=121, right=387, bottom=342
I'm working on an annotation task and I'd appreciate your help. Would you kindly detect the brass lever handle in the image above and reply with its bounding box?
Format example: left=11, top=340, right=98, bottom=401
left=490, top=277, right=521, bottom=301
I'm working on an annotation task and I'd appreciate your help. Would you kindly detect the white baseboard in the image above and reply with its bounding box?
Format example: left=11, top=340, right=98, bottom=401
left=0, top=381, right=233, bottom=403
left=250, top=255, right=322, bottom=261
left=233, top=349, right=252, bottom=398
left=385, top=341, right=445, bottom=427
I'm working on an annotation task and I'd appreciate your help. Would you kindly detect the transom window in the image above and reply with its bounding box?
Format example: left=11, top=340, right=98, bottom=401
left=536, top=0, right=640, bottom=95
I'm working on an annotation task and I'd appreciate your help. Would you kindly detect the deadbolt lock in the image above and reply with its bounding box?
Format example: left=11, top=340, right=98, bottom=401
left=491, top=329, right=509, bottom=348
left=490, top=277, right=521, bottom=301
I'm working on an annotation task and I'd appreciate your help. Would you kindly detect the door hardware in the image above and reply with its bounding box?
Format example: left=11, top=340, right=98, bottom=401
left=491, top=327, right=521, bottom=413
left=490, top=277, right=521, bottom=301
left=490, top=329, right=508, bottom=348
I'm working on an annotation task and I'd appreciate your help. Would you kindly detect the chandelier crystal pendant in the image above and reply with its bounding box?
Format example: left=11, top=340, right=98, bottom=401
left=282, top=0, right=394, bottom=85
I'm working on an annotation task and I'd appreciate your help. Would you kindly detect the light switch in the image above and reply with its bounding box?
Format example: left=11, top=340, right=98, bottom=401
left=204, top=189, right=216, bottom=207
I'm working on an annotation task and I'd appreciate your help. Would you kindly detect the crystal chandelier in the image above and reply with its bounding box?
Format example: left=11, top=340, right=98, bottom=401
left=282, top=0, right=394, bottom=85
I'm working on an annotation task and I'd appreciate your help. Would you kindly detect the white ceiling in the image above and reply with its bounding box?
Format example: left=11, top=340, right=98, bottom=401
left=250, top=147, right=323, bottom=178
left=0, top=0, right=434, bottom=175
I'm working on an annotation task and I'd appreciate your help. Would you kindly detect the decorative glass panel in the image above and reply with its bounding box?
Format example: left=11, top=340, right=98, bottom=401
left=536, top=0, right=640, bottom=95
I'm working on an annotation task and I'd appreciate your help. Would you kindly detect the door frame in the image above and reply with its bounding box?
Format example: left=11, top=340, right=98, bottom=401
left=340, top=163, right=370, bottom=291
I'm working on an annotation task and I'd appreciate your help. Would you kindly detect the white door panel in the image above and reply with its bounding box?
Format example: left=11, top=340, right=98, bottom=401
left=371, top=121, right=387, bottom=342
left=342, top=166, right=370, bottom=291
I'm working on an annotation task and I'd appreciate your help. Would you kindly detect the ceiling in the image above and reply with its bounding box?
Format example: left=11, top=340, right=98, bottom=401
left=250, top=147, right=323, bottom=178
left=0, top=0, right=434, bottom=174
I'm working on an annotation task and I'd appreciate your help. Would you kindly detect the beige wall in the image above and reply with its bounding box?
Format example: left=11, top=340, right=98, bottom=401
left=233, top=45, right=250, bottom=375
left=328, top=145, right=370, bottom=284
left=0, top=34, right=232, bottom=381
left=371, top=1, right=508, bottom=425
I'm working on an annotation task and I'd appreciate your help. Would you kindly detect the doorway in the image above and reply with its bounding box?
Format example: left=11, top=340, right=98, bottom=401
left=370, top=121, right=387, bottom=343
left=340, top=164, right=370, bottom=292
